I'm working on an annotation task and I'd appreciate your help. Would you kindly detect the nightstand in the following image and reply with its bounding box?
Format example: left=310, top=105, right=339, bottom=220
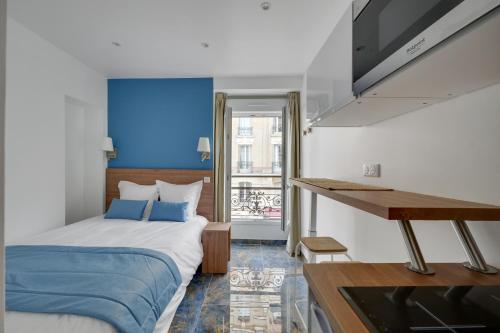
left=202, top=222, right=231, bottom=274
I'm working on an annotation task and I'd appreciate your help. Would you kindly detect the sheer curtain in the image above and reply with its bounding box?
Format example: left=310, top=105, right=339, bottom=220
left=213, top=92, right=227, bottom=222
left=286, top=91, right=301, bottom=255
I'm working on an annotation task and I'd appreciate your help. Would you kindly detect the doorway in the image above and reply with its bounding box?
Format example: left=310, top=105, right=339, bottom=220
left=225, top=97, right=288, bottom=240
left=64, top=96, right=105, bottom=225
left=65, top=97, right=86, bottom=224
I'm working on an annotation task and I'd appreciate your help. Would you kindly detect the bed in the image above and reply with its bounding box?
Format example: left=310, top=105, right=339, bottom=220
left=5, top=168, right=214, bottom=333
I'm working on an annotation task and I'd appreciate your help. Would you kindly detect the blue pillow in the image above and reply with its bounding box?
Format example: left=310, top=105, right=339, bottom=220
left=105, top=199, right=148, bottom=221
left=148, top=201, right=189, bottom=222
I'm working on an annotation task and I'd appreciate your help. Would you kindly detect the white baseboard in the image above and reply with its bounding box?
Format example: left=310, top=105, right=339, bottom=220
left=231, top=221, right=287, bottom=240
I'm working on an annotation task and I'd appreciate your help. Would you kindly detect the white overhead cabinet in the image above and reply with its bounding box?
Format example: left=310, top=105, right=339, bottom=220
left=307, top=0, right=500, bottom=127
left=306, top=4, right=354, bottom=122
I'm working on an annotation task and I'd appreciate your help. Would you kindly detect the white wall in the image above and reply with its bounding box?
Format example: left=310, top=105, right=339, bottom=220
left=65, top=99, right=85, bottom=224
left=301, top=82, right=500, bottom=267
left=5, top=18, right=107, bottom=242
left=0, top=0, right=6, bottom=330
left=214, top=76, right=302, bottom=95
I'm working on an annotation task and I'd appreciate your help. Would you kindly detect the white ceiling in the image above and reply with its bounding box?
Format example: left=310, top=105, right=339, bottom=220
left=8, top=0, right=351, bottom=78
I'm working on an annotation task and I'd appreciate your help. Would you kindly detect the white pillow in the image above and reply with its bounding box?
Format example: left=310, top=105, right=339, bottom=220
left=118, top=181, right=159, bottom=220
left=156, top=180, right=203, bottom=219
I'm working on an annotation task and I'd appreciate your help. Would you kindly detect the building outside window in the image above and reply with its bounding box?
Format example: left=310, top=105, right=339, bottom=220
left=238, top=144, right=252, bottom=173
left=272, top=144, right=281, bottom=173
left=272, top=117, right=282, bottom=135
left=230, top=113, right=283, bottom=222
left=238, top=118, right=253, bottom=136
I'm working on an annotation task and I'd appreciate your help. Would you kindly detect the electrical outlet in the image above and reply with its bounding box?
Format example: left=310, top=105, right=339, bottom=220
left=363, top=163, right=380, bottom=177
left=362, top=164, right=370, bottom=176
left=203, top=177, right=211, bottom=183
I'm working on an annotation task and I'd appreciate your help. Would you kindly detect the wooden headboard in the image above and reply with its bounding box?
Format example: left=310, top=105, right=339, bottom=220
left=106, top=168, right=214, bottom=221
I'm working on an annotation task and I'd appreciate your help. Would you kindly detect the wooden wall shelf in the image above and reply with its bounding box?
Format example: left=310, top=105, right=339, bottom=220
left=290, top=178, right=500, bottom=221
left=290, top=178, right=500, bottom=275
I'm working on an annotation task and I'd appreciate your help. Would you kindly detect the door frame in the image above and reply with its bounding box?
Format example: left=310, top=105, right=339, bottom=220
left=224, top=96, right=288, bottom=234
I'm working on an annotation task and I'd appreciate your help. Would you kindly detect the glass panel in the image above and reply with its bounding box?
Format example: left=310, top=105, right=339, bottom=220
left=378, top=0, right=441, bottom=51
left=272, top=144, right=281, bottom=174
left=238, top=144, right=252, bottom=173
left=272, top=117, right=282, bottom=134
left=238, top=117, right=253, bottom=136
left=353, top=0, right=463, bottom=82
left=231, top=114, right=283, bottom=221
left=230, top=178, right=282, bottom=221
left=229, top=268, right=286, bottom=332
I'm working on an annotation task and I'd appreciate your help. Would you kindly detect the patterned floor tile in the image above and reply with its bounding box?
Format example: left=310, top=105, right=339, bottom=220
left=230, top=244, right=264, bottom=269
left=204, top=273, right=230, bottom=305
left=195, top=304, right=230, bottom=332
left=232, top=239, right=262, bottom=245
left=261, top=245, right=299, bottom=271
left=170, top=242, right=304, bottom=333
left=169, top=273, right=212, bottom=333
left=260, top=240, right=287, bottom=246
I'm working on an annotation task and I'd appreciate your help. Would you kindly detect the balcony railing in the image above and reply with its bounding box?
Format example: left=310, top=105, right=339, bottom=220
left=238, top=127, right=253, bottom=136
left=238, top=161, right=253, bottom=172
left=231, top=187, right=282, bottom=220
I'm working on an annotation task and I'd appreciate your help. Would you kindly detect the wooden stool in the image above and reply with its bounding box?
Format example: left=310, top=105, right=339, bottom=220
left=297, top=237, right=352, bottom=263
left=292, top=237, right=352, bottom=332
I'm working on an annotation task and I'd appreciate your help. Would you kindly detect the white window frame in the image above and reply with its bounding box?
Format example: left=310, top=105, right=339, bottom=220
left=225, top=97, right=288, bottom=233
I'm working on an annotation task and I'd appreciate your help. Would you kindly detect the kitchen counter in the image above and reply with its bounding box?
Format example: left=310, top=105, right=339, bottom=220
left=304, top=263, right=500, bottom=333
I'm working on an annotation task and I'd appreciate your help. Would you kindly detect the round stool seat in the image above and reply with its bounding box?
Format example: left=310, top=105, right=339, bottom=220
left=301, top=236, right=347, bottom=253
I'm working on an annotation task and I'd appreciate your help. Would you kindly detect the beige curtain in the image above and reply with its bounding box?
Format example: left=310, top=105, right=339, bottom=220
left=286, top=91, right=301, bottom=255
left=213, top=92, right=227, bottom=222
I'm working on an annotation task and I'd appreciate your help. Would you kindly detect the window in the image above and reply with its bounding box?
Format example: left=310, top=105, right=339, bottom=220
left=272, top=117, right=282, bottom=134
left=238, top=181, right=252, bottom=201
left=272, top=144, right=281, bottom=173
left=229, top=110, right=285, bottom=224
left=238, top=144, right=252, bottom=172
left=238, top=118, right=253, bottom=136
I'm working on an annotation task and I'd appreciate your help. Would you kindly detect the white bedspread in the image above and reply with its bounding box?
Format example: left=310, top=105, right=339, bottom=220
left=5, top=215, right=208, bottom=333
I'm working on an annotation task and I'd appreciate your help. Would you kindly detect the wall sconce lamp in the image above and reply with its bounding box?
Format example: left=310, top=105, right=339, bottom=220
left=102, top=137, right=118, bottom=160
left=197, top=137, right=210, bottom=161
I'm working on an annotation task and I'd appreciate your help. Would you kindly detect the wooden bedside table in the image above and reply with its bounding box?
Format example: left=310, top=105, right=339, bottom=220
left=202, top=222, right=231, bottom=274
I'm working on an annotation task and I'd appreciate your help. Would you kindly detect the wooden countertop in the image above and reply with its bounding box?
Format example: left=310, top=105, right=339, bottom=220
left=290, top=178, right=393, bottom=191
left=290, top=178, right=500, bottom=220
left=304, top=263, right=500, bottom=333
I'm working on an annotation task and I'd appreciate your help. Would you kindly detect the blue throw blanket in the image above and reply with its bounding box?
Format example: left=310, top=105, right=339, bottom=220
left=6, top=245, right=181, bottom=333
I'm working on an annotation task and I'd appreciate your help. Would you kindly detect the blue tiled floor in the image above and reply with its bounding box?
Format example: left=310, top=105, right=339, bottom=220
left=169, top=241, right=306, bottom=333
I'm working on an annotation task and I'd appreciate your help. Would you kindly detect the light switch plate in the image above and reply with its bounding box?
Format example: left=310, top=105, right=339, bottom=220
left=203, top=177, right=211, bottom=183
left=363, top=163, right=380, bottom=177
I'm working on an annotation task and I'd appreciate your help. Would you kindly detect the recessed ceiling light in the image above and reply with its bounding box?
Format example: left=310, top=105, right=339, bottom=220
left=201, top=42, right=209, bottom=48
left=261, top=2, right=271, bottom=11
left=112, top=41, right=121, bottom=47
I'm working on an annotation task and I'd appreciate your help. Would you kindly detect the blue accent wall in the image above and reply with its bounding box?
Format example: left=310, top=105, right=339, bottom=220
left=108, top=78, right=213, bottom=169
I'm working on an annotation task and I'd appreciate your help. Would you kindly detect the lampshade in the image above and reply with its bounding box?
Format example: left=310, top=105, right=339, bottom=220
left=197, top=137, right=210, bottom=153
left=102, top=137, right=114, bottom=152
